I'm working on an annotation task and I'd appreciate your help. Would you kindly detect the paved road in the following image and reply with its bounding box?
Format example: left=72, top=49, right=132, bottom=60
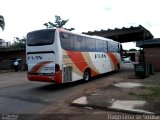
left=0, top=63, right=134, bottom=116
left=0, top=71, right=87, bottom=114
left=0, top=72, right=51, bottom=114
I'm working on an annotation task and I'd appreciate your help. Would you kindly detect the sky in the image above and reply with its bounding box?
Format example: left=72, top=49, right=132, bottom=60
left=0, top=0, right=160, bottom=50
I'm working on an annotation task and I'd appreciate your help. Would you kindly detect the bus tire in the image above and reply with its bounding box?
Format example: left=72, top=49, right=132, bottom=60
left=83, top=69, right=90, bottom=82
left=115, top=63, right=120, bottom=71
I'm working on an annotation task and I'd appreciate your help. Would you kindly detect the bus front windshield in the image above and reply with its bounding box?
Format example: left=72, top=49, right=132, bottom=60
left=27, top=29, right=55, bottom=46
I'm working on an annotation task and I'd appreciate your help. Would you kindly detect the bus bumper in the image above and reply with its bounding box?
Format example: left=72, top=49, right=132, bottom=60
left=27, top=71, right=62, bottom=84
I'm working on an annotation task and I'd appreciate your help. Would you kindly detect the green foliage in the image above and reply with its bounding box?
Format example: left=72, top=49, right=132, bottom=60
left=44, top=15, right=75, bottom=31
left=0, top=37, right=26, bottom=51
left=0, top=15, right=5, bottom=30
left=9, top=37, right=26, bottom=50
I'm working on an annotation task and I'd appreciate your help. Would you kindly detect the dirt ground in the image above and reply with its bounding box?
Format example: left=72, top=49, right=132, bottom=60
left=23, top=63, right=160, bottom=120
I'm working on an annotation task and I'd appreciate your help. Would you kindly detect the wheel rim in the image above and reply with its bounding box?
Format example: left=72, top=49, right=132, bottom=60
left=84, top=71, right=89, bottom=81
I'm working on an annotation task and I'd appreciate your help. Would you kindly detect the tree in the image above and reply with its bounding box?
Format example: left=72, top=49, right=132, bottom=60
left=0, top=37, right=26, bottom=51
left=0, top=15, right=5, bottom=30
left=44, top=15, right=75, bottom=31
left=10, top=37, right=26, bottom=50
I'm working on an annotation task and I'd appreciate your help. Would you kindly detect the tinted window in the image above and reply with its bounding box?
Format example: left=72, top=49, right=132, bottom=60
left=60, top=32, right=119, bottom=53
left=96, top=40, right=107, bottom=52
left=86, top=38, right=96, bottom=52
left=108, top=42, right=119, bottom=52
left=27, top=29, right=55, bottom=46
left=60, top=32, right=74, bottom=50
left=74, top=36, right=86, bottom=51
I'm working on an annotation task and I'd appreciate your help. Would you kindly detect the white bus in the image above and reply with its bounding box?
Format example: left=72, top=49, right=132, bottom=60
left=26, top=28, right=122, bottom=84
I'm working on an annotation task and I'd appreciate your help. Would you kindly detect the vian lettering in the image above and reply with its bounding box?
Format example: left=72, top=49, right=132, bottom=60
left=28, top=56, right=43, bottom=60
left=95, top=54, right=106, bottom=59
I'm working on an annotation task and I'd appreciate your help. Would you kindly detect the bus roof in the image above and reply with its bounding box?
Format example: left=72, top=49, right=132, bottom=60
left=56, top=28, right=119, bottom=43
left=27, top=28, right=119, bottom=44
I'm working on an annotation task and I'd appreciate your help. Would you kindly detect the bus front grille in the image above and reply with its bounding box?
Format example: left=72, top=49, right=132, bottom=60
left=63, top=66, right=72, bottom=82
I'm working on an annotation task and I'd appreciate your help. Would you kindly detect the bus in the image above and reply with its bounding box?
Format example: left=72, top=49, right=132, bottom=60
left=26, top=28, right=122, bottom=84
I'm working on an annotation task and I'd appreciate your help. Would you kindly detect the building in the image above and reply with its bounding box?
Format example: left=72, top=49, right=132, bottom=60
left=0, top=39, right=11, bottom=47
left=136, top=38, right=160, bottom=71
left=0, top=49, right=26, bottom=70
left=0, top=39, right=5, bottom=47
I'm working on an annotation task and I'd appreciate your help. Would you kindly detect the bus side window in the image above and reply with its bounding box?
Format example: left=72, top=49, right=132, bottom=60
left=115, top=43, right=119, bottom=52
left=86, top=38, right=96, bottom=52
left=81, top=38, right=87, bottom=51
left=60, top=32, right=73, bottom=50
left=74, top=36, right=86, bottom=51
left=108, top=42, right=114, bottom=52
left=108, top=42, right=119, bottom=52
left=62, top=33, right=69, bottom=38
left=96, top=40, right=107, bottom=52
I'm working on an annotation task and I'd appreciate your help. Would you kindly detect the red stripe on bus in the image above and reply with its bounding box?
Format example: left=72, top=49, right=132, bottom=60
left=108, top=52, right=119, bottom=66
left=66, top=51, right=98, bottom=76
left=30, top=61, right=52, bottom=73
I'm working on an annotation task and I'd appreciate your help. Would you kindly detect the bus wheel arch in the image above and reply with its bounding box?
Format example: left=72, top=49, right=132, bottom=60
left=83, top=68, right=91, bottom=82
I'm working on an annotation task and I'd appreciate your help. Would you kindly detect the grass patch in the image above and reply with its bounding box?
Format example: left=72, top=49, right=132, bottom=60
left=129, top=85, right=160, bottom=101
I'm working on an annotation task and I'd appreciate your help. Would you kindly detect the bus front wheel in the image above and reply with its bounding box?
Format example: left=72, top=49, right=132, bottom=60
left=115, top=63, right=120, bottom=71
left=83, top=70, right=90, bottom=82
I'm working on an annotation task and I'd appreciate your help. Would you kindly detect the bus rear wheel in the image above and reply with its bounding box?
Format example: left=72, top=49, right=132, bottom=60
left=83, top=70, right=90, bottom=82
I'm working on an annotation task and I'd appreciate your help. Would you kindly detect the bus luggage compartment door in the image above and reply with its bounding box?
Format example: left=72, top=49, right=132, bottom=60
left=63, top=66, right=72, bottom=82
